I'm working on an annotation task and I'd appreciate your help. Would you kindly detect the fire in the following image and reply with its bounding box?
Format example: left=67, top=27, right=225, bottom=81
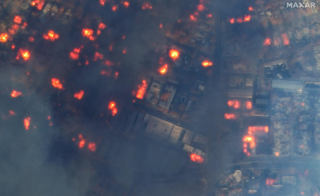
left=11, top=90, right=22, bottom=98
left=246, top=101, right=252, bottom=110
left=14, top=16, right=22, bottom=24
left=244, top=15, right=251, bottom=22
left=112, top=108, right=118, bottom=116
left=94, top=52, right=103, bottom=61
left=136, top=80, right=148, bottom=99
left=264, top=38, right=271, bottom=46
left=197, top=4, right=205, bottom=11
left=16, top=49, right=30, bottom=61
left=31, top=0, right=45, bottom=10
left=169, top=49, right=180, bottom=60
left=24, top=117, right=31, bottom=130
left=159, top=64, right=168, bottom=74
left=82, top=29, right=94, bottom=38
left=236, top=17, right=243, bottom=23
left=115, top=71, right=119, bottom=79
left=248, top=126, right=269, bottom=134
left=108, top=102, right=118, bottom=116
left=248, top=6, right=254, bottom=11
left=70, top=48, right=81, bottom=60
left=79, top=139, right=86, bottom=149
left=99, top=0, right=106, bottom=6
left=224, top=113, right=236, bottom=120
left=11, top=45, right=15, bottom=49
left=190, top=153, right=204, bottom=163
left=105, top=60, right=114, bottom=66
left=51, top=78, right=63, bottom=89
left=142, top=2, right=153, bottom=9
left=98, top=23, right=106, bottom=29
left=243, top=135, right=253, bottom=142
left=207, top=14, right=212, bottom=18
left=9, top=110, right=15, bottom=115
left=108, top=101, right=116, bottom=109
left=202, top=61, right=213, bottom=67
left=43, top=30, right=59, bottom=41
left=122, top=47, right=127, bottom=54
left=243, top=135, right=255, bottom=148
left=29, top=37, right=34, bottom=42
left=229, top=18, right=235, bottom=24
left=266, top=179, right=276, bottom=186
left=112, top=5, right=118, bottom=11
left=228, top=100, right=240, bottom=109
left=0, top=33, right=8, bottom=43
left=159, top=23, right=163, bottom=28
left=88, top=143, right=96, bottom=152
left=281, top=33, right=290, bottom=45
left=74, top=90, right=84, bottom=100
left=275, top=152, right=279, bottom=156
left=190, top=15, right=197, bottom=21
left=123, top=1, right=130, bottom=7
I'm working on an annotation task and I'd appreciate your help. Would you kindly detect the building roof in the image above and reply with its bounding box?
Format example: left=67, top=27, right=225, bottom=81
left=272, top=80, right=303, bottom=91
left=145, top=116, right=174, bottom=140
left=158, top=84, right=177, bottom=111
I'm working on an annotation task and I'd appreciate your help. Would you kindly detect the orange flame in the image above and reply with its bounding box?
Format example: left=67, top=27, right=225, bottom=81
left=236, top=17, right=243, bottom=23
left=70, top=48, right=81, bottom=60
left=246, top=101, right=252, bottom=110
left=43, top=30, right=59, bottom=41
left=197, top=4, right=205, bottom=11
left=51, top=78, right=63, bottom=89
left=190, top=153, right=204, bottom=163
left=112, top=5, right=118, bottom=11
left=14, top=15, right=22, bottom=24
left=136, top=80, right=148, bottom=99
left=229, top=18, right=235, bottom=24
left=82, top=29, right=94, bottom=39
left=11, top=90, right=22, bottom=98
left=24, top=117, right=31, bottom=130
left=202, top=61, right=213, bottom=67
left=11, top=45, right=15, bottom=49
left=190, top=15, right=197, bottom=21
left=248, top=6, right=254, bottom=11
left=281, top=33, right=290, bottom=45
left=98, top=23, right=106, bottom=29
left=266, top=178, right=276, bottom=186
left=108, top=101, right=116, bottom=109
left=79, top=139, right=86, bottom=149
left=88, top=142, right=96, bottom=152
left=169, top=49, right=179, bottom=60
left=99, top=0, right=106, bottom=6
left=207, top=14, right=212, bottom=18
left=94, top=52, right=103, bottom=61
left=244, top=15, right=251, bottom=22
left=228, top=100, right=240, bottom=109
left=31, top=0, right=45, bottom=10
left=243, top=135, right=255, bottom=149
left=16, top=49, right=30, bottom=61
left=9, top=110, right=15, bottom=116
left=264, top=38, right=271, bottom=46
left=224, top=113, right=236, bottom=120
left=123, top=1, right=130, bottom=7
left=74, top=90, right=84, bottom=100
left=112, top=108, right=118, bottom=116
left=29, top=37, right=34, bottom=42
left=0, top=33, right=8, bottom=43
left=142, top=2, right=153, bottom=9
left=159, top=64, right=168, bottom=74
